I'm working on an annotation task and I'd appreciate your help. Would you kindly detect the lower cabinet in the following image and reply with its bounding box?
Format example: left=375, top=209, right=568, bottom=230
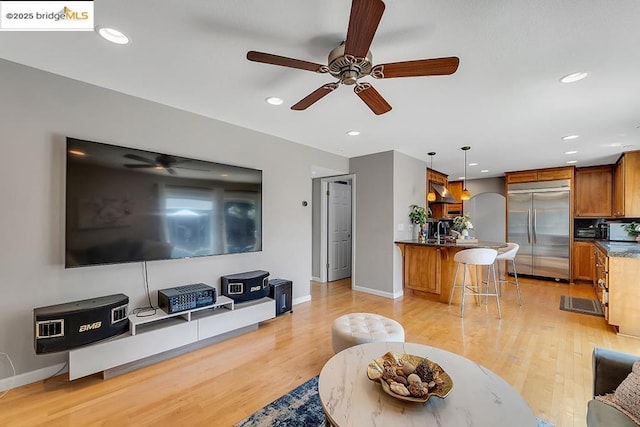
left=572, top=241, right=594, bottom=283
left=405, top=245, right=442, bottom=294
left=397, top=243, right=474, bottom=304
left=68, top=297, right=275, bottom=380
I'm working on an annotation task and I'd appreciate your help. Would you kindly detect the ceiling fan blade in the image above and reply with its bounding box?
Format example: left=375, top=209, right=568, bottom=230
left=354, top=83, right=391, bottom=115
left=124, top=164, right=155, bottom=168
left=291, top=83, right=339, bottom=111
left=247, top=51, right=328, bottom=73
left=371, top=57, right=460, bottom=79
left=166, top=168, right=177, bottom=175
left=123, top=154, right=156, bottom=164
left=344, top=0, right=385, bottom=58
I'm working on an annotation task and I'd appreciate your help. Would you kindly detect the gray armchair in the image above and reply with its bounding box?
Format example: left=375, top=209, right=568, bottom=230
left=587, top=347, right=640, bottom=427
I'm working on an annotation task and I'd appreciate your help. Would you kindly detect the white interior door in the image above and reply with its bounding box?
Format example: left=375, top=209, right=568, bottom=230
left=328, top=182, right=352, bottom=281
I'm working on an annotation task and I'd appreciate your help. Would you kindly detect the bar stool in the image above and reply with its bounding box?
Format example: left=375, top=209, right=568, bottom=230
left=448, top=248, right=501, bottom=319
left=495, top=243, right=522, bottom=305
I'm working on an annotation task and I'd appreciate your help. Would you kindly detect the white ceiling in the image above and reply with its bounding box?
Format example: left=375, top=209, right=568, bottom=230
left=1, top=0, right=639, bottom=180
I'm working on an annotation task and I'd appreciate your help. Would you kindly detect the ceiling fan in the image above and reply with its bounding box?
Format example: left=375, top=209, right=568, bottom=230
left=246, top=0, right=459, bottom=115
left=123, top=154, right=205, bottom=175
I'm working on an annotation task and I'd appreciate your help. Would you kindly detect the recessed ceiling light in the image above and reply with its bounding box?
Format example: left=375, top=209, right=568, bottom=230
left=265, top=97, right=283, bottom=106
left=560, top=72, right=588, bottom=83
left=458, top=176, right=465, bottom=180
left=346, top=130, right=360, bottom=136
left=96, top=27, right=130, bottom=45
left=562, top=135, right=579, bottom=141
left=468, top=162, right=478, bottom=166
left=566, top=160, right=578, bottom=164
left=623, top=144, right=636, bottom=149
left=68, top=150, right=86, bottom=156
left=565, top=150, right=578, bottom=155
left=480, top=169, right=489, bottom=173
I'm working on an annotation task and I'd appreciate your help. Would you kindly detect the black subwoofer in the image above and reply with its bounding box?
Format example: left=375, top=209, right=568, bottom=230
left=269, top=279, right=293, bottom=316
left=34, top=294, right=129, bottom=354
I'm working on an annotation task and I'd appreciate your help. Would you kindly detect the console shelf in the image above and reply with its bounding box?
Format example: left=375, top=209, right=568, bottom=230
left=128, top=296, right=234, bottom=335
left=68, top=296, right=274, bottom=380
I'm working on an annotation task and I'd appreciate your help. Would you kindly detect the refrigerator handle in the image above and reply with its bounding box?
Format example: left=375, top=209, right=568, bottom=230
left=527, top=210, right=531, bottom=243
left=533, top=209, right=537, bottom=244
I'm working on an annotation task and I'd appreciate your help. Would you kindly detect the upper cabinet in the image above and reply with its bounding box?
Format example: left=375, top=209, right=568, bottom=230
left=613, top=150, right=640, bottom=217
left=505, top=166, right=573, bottom=184
left=575, top=166, right=612, bottom=217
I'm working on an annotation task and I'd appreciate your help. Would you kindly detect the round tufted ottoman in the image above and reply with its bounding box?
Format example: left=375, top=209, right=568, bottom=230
left=331, top=313, right=405, bottom=354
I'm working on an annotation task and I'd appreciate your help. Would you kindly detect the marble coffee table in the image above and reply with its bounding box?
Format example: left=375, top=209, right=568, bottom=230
left=318, top=342, right=537, bottom=427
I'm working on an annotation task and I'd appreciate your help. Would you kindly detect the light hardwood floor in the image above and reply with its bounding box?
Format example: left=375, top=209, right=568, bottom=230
left=1, top=277, right=639, bottom=427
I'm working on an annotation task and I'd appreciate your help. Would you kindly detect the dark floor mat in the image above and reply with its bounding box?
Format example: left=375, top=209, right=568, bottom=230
left=559, top=296, right=604, bottom=317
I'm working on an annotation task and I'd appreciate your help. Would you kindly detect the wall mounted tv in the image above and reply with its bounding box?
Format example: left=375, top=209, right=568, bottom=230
left=65, top=138, right=262, bottom=268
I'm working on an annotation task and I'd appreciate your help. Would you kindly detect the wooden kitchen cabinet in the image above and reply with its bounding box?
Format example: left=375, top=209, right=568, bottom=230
left=612, top=150, right=640, bottom=217
left=574, top=166, right=612, bottom=217
left=445, top=181, right=463, bottom=218
left=572, top=241, right=594, bottom=282
left=505, top=166, right=574, bottom=184
left=505, top=170, right=539, bottom=184
left=404, top=244, right=441, bottom=294
left=427, top=168, right=449, bottom=219
left=605, top=251, right=640, bottom=338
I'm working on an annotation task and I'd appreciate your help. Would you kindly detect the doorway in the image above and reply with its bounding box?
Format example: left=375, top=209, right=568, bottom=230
left=315, top=175, right=355, bottom=283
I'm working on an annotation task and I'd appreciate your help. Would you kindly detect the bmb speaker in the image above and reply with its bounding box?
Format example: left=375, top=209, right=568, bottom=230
left=220, top=270, right=269, bottom=302
left=34, top=294, right=129, bottom=354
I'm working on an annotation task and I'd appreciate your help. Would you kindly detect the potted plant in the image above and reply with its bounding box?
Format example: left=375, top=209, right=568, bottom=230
left=452, top=213, right=474, bottom=237
left=624, top=222, right=640, bottom=242
left=409, top=205, right=431, bottom=241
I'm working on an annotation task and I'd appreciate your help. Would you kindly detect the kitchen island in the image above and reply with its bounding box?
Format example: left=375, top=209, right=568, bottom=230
left=395, top=239, right=506, bottom=304
left=594, top=241, right=640, bottom=339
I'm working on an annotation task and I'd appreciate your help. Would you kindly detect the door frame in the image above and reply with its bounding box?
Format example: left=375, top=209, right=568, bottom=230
left=319, top=174, right=356, bottom=285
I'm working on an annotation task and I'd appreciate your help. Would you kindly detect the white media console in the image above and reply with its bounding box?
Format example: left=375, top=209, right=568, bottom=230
left=68, top=296, right=275, bottom=380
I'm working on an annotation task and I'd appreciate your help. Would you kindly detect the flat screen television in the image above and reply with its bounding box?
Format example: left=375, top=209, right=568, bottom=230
left=65, top=137, right=262, bottom=268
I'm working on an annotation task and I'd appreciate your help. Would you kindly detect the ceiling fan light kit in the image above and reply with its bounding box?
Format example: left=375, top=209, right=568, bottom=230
left=246, top=0, right=459, bottom=115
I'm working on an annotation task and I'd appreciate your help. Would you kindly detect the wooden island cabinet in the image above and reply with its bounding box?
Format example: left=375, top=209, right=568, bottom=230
left=395, top=241, right=500, bottom=304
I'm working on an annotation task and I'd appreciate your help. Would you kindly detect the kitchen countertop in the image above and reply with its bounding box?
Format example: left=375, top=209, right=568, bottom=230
left=395, top=239, right=507, bottom=249
left=594, top=240, right=640, bottom=258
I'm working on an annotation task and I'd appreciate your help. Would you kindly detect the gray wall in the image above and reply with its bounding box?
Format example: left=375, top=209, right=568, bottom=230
left=350, top=151, right=425, bottom=298
left=350, top=151, right=394, bottom=295
left=392, top=152, right=427, bottom=295
left=311, top=178, right=321, bottom=279
left=464, top=177, right=507, bottom=241
left=0, top=59, right=348, bottom=384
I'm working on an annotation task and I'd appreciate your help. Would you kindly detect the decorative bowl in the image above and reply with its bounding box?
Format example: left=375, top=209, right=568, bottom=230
left=366, top=351, right=453, bottom=403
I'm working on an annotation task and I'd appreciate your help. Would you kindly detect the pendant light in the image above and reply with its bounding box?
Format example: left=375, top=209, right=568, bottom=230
left=460, top=146, right=471, bottom=201
left=427, top=152, right=436, bottom=202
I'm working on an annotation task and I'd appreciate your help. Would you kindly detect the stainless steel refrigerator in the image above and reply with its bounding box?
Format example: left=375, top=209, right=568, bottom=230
left=507, top=179, right=570, bottom=281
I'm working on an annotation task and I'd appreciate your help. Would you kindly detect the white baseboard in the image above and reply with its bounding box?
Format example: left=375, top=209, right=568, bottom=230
left=352, top=285, right=403, bottom=299
left=311, top=276, right=322, bottom=282
left=293, top=295, right=311, bottom=305
left=0, top=362, right=67, bottom=392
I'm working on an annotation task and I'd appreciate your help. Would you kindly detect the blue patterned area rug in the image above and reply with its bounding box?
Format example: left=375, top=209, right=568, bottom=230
left=235, top=376, right=556, bottom=427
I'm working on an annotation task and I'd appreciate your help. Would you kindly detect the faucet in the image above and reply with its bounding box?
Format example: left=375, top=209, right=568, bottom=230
left=435, top=221, right=448, bottom=243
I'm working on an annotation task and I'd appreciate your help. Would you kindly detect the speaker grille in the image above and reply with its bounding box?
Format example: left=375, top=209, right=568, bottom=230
left=111, top=304, right=128, bottom=324
left=36, top=320, right=64, bottom=339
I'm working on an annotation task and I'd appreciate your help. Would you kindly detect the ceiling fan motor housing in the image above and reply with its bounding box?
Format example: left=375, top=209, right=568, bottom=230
left=328, top=43, right=373, bottom=85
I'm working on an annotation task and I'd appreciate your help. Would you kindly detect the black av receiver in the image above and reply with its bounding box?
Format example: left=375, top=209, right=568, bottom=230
left=158, top=283, right=216, bottom=314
